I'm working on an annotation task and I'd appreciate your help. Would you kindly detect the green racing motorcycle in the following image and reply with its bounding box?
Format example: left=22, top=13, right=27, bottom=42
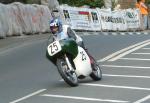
left=46, top=35, right=102, bottom=87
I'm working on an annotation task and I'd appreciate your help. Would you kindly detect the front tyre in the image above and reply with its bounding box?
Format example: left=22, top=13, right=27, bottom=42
left=56, top=58, right=78, bottom=87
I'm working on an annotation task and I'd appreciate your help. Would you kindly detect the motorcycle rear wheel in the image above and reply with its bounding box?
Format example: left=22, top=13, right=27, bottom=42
left=56, top=58, right=78, bottom=87
left=90, top=58, right=102, bottom=81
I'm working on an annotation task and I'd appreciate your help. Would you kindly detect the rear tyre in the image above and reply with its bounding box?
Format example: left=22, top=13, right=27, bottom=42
left=90, top=58, right=102, bottom=81
left=56, top=58, right=78, bottom=87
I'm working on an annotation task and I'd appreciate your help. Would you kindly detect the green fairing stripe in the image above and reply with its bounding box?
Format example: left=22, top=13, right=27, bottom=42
left=60, top=39, right=78, bottom=58
left=46, top=39, right=78, bottom=63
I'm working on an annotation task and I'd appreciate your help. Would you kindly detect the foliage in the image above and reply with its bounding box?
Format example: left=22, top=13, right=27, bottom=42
left=0, top=0, right=25, bottom=4
left=146, top=0, right=150, bottom=4
left=25, top=0, right=40, bottom=4
left=0, top=0, right=104, bottom=8
left=58, top=0, right=104, bottom=8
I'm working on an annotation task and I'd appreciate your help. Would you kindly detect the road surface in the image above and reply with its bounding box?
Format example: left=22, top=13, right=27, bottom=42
left=0, top=32, right=150, bottom=103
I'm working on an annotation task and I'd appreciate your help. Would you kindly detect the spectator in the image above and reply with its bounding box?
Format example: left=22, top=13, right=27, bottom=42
left=136, top=0, right=148, bottom=30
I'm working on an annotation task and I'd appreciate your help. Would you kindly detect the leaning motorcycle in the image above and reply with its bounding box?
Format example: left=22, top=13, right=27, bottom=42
left=46, top=36, right=102, bottom=87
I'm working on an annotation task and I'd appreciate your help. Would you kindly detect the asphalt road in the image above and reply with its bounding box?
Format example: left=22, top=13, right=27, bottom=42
left=1, top=32, right=150, bottom=103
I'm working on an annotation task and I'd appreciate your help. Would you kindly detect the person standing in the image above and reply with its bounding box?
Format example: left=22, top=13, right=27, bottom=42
left=136, top=0, right=148, bottom=30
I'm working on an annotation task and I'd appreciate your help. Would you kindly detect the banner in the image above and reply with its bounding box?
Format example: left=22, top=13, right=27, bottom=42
left=90, top=8, right=102, bottom=31
left=61, top=6, right=102, bottom=31
left=97, top=9, right=113, bottom=31
left=124, top=9, right=140, bottom=29
left=61, top=6, right=92, bottom=30
left=60, top=5, right=141, bottom=31
left=111, top=10, right=127, bottom=31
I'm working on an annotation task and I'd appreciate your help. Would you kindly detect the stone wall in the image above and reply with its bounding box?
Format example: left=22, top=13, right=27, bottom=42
left=104, top=0, right=137, bottom=9
left=0, top=0, right=41, bottom=4
left=118, top=0, right=137, bottom=9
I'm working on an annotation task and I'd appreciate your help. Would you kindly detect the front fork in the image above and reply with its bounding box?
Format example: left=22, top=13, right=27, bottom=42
left=64, top=54, right=74, bottom=72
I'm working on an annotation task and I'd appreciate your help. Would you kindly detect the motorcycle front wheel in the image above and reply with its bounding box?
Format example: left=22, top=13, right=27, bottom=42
left=56, top=58, right=78, bottom=87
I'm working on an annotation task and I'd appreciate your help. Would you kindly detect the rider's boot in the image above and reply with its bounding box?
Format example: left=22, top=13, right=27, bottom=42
left=78, top=41, right=95, bottom=67
left=84, top=48, right=94, bottom=65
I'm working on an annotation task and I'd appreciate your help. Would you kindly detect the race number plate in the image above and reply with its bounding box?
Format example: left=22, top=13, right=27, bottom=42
left=47, top=41, right=62, bottom=56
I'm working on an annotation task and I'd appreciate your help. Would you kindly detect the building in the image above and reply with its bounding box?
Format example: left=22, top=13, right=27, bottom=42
left=104, top=0, right=137, bottom=9
left=118, top=0, right=137, bottom=9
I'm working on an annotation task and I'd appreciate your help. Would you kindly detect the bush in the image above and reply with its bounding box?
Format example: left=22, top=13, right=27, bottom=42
left=58, top=0, right=104, bottom=8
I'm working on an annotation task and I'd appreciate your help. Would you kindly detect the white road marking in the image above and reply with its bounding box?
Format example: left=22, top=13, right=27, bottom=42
left=143, top=32, right=149, bottom=35
left=93, top=32, right=99, bottom=35
left=109, top=41, right=150, bottom=61
left=137, top=32, right=141, bottom=35
left=9, top=89, right=46, bottom=103
left=59, top=79, right=64, bottom=81
left=142, top=48, right=150, bottom=50
left=41, top=94, right=129, bottom=103
left=102, top=65, right=150, bottom=69
left=103, top=74, right=150, bottom=79
left=132, top=53, right=150, bottom=55
left=121, top=33, right=126, bottom=35
left=81, top=83, right=150, bottom=91
left=112, top=33, right=117, bottom=36
left=119, top=58, right=150, bottom=61
left=129, top=32, right=133, bottom=35
left=60, top=73, right=150, bottom=82
left=103, top=32, right=109, bottom=35
left=98, top=39, right=150, bottom=62
left=83, top=32, right=91, bottom=36
left=134, top=95, right=150, bottom=103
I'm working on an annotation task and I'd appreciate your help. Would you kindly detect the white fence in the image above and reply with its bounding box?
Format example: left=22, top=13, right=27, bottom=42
left=0, top=2, right=51, bottom=38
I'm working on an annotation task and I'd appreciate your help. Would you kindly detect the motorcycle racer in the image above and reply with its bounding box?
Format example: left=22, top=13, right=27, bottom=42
left=46, top=18, right=102, bottom=86
left=49, top=18, right=95, bottom=65
left=49, top=18, right=86, bottom=51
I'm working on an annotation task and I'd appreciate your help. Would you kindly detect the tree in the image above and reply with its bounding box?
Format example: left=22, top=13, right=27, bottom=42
left=0, top=0, right=26, bottom=4
left=146, top=0, right=150, bottom=5
left=58, top=0, right=104, bottom=8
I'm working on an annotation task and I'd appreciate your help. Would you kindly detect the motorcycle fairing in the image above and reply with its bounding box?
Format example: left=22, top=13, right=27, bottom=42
left=73, top=46, right=92, bottom=77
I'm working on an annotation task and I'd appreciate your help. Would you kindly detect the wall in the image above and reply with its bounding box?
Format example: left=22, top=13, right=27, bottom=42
left=118, top=0, right=137, bottom=9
